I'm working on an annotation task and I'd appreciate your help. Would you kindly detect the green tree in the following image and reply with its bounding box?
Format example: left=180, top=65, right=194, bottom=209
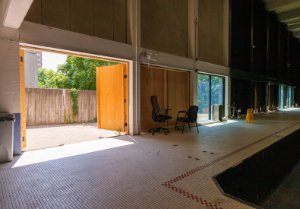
left=38, top=56, right=117, bottom=90
left=57, top=56, right=116, bottom=90
left=38, top=68, right=69, bottom=89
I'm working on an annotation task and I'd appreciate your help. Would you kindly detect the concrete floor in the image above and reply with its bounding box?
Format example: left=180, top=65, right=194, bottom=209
left=26, top=123, right=120, bottom=150
left=1, top=110, right=300, bottom=209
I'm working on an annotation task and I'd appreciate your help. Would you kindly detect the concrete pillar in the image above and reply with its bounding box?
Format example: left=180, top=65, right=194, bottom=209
left=223, top=0, right=229, bottom=67
left=225, top=76, right=231, bottom=118
left=127, top=0, right=141, bottom=135
left=2, top=0, right=33, bottom=28
left=223, top=0, right=230, bottom=117
left=188, top=0, right=199, bottom=105
left=188, top=0, right=198, bottom=60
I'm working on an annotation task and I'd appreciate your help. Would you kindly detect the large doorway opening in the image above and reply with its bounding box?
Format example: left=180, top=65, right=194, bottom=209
left=197, top=73, right=225, bottom=122
left=20, top=47, right=129, bottom=151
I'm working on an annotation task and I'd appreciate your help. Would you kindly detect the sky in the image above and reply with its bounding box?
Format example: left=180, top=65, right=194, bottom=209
left=42, top=52, right=67, bottom=71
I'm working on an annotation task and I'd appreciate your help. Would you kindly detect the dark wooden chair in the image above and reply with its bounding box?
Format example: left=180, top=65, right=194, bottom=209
left=175, top=105, right=199, bottom=133
left=149, top=95, right=172, bottom=135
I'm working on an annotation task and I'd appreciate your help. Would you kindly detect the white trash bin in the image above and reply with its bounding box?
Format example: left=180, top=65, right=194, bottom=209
left=0, top=113, right=15, bottom=163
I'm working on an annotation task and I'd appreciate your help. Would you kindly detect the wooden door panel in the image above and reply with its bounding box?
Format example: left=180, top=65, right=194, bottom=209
left=96, top=64, right=127, bottom=132
left=20, top=49, right=26, bottom=150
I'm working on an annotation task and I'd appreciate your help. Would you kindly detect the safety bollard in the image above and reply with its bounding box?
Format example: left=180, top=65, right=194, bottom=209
left=246, top=108, right=254, bottom=123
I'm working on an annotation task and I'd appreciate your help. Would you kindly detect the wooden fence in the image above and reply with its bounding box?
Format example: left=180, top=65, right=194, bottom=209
left=26, top=88, right=97, bottom=126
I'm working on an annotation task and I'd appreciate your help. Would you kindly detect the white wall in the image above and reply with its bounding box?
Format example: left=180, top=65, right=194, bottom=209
left=0, top=39, right=20, bottom=113
left=0, top=0, right=20, bottom=113
left=24, top=51, right=38, bottom=88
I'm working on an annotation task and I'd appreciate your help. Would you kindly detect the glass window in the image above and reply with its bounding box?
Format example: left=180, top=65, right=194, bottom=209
left=197, top=74, right=210, bottom=121
left=211, top=76, right=224, bottom=106
left=279, top=85, right=284, bottom=109
left=197, top=74, right=225, bottom=122
left=288, top=86, right=292, bottom=108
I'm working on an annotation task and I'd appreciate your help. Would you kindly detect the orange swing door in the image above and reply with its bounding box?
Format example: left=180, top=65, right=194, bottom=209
left=96, top=63, right=128, bottom=133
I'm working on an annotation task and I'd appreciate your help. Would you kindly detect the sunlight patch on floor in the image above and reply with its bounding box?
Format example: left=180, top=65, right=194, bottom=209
left=13, top=138, right=134, bottom=168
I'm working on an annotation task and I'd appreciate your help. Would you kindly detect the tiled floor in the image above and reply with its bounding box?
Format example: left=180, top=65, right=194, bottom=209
left=26, top=123, right=120, bottom=150
left=1, top=110, right=300, bottom=209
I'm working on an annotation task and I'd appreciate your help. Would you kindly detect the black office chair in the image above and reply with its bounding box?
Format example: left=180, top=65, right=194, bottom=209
left=149, top=95, right=172, bottom=135
left=175, top=105, right=199, bottom=133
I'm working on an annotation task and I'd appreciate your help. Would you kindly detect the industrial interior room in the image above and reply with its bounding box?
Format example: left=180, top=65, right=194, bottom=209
left=1, top=0, right=300, bottom=209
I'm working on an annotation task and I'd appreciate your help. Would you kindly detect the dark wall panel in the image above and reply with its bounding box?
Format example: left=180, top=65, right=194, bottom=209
left=270, top=85, right=278, bottom=108
left=231, top=78, right=252, bottom=114
left=252, top=0, right=267, bottom=75
left=230, top=0, right=252, bottom=72
left=291, top=41, right=300, bottom=85
left=267, top=12, right=279, bottom=78
left=255, top=82, right=266, bottom=111
left=141, top=0, right=188, bottom=57
left=278, top=23, right=288, bottom=81
left=295, top=87, right=300, bottom=106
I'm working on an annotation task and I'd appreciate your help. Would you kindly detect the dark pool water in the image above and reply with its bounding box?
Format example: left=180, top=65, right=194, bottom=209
left=214, top=129, right=300, bottom=209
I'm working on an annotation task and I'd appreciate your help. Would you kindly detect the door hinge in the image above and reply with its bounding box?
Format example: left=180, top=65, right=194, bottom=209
left=124, top=75, right=127, bottom=79
left=124, top=123, right=127, bottom=127
left=20, top=56, right=23, bottom=62
left=124, top=99, right=126, bottom=103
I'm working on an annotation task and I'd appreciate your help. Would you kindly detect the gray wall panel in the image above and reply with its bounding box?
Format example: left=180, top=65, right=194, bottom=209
left=93, top=0, right=114, bottom=40
left=113, top=0, right=127, bottom=43
left=42, top=0, right=71, bottom=30
left=25, top=0, right=42, bottom=23
left=198, top=0, right=224, bottom=65
left=25, top=0, right=127, bottom=43
left=70, top=0, right=94, bottom=36
left=141, top=0, right=188, bottom=57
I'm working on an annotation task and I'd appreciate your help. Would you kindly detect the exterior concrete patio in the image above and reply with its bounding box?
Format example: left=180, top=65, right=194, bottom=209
left=26, top=123, right=120, bottom=150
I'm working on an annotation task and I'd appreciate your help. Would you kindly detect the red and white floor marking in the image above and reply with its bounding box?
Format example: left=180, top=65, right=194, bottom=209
left=162, top=121, right=300, bottom=209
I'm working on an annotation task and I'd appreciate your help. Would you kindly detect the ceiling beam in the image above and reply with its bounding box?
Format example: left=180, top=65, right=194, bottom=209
left=266, top=0, right=300, bottom=13
left=293, top=30, right=300, bottom=37
left=284, top=16, right=300, bottom=25
left=2, top=0, right=34, bottom=29
left=288, top=22, right=300, bottom=31
left=278, top=7, right=300, bottom=22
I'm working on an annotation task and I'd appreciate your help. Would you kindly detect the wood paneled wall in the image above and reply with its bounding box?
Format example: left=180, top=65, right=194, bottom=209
left=141, top=65, right=190, bottom=130
left=141, top=66, right=165, bottom=130
left=167, top=70, right=190, bottom=124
